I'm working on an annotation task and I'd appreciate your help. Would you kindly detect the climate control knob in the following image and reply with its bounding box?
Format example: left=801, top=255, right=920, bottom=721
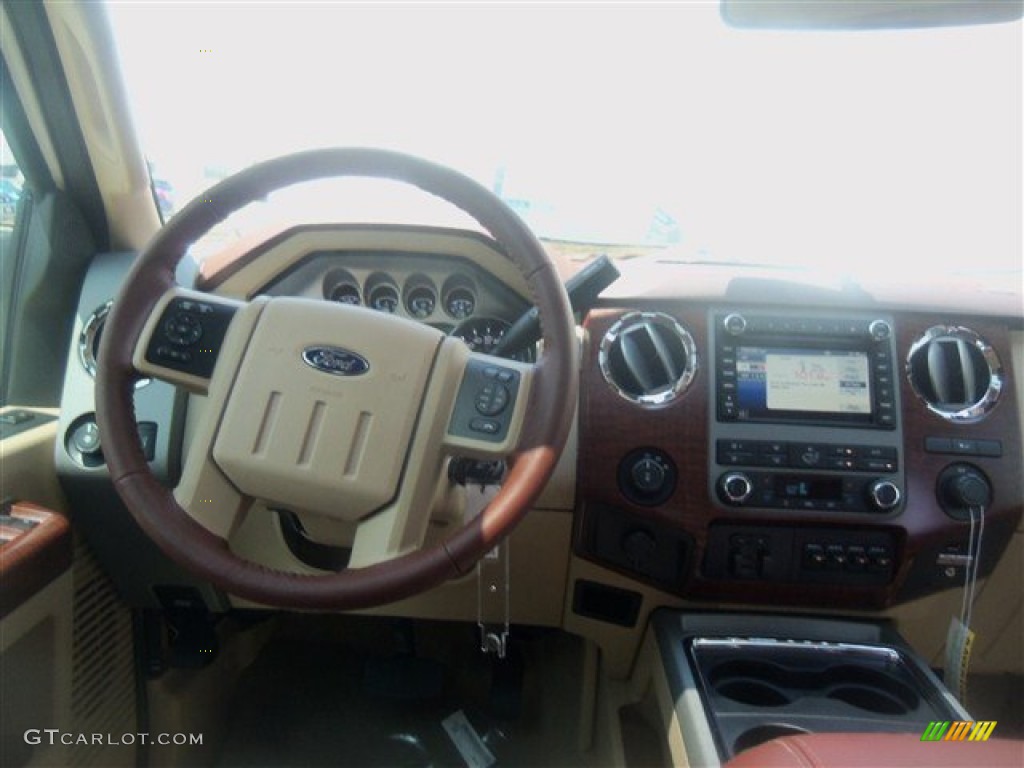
left=867, top=480, right=902, bottom=512
left=720, top=472, right=753, bottom=505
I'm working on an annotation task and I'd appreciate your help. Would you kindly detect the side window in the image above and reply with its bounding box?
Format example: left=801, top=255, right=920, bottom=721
left=0, top=128, right=26, bottom=406
left=0, top=128, right=23, bottom=237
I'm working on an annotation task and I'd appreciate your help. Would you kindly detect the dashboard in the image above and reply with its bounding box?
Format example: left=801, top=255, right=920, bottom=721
left=576, top=295, right=1021, bottom=619
left=55, top=224, right=1023, bottom=622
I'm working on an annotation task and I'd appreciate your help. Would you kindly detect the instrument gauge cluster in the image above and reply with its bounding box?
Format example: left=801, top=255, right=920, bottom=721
left=305, top=256, right=531, bottom=359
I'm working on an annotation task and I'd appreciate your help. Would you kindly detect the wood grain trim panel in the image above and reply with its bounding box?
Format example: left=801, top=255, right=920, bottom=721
left=0, top=501, right=72, bottom=618
left=576, top=305, right=1023, bottom=609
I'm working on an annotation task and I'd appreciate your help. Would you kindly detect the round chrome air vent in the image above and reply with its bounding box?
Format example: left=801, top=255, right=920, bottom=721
left=599, top=311, right=698, bottom=406
left=906, top=326, right=1002, bottom=422
left=78, top=301, right=113, bottom=377
left=79, top=301, right=149, bottom=388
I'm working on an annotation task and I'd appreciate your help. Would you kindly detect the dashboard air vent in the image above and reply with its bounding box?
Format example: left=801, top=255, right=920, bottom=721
left=906, top=326, right=1003, bottom=422
left=78, top=301, right=149, bottom=389
left=599, top=311, right=698, bottom=406
left=78, top=301, right=113, bottom=377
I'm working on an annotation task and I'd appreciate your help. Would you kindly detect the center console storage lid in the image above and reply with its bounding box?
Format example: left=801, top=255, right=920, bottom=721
left=724, top=732, right=1023, bottom=768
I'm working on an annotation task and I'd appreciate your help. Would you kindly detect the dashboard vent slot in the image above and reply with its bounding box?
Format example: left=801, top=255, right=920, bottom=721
left=599, top=312, right=698, bottom=406
left=78, top=301, right=151, bottom=389
left=906, top=326, right=1003, bottom=422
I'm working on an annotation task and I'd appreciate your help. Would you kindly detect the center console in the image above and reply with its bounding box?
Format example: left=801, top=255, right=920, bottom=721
left=650, top=611, right=967, bottom=766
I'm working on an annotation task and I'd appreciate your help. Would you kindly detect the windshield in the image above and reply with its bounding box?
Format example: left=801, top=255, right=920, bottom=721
left=106, top=3, right=1021, bottom=278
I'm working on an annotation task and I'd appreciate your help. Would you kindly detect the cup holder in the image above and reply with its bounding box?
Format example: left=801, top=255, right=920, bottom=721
left=824, top=665, right=919, bottom=715
left=685, top=635, right=960, bottom=765
left=716, top=680, right=792, bottom=707
left=709, top=660, right=791, bottom=688
left=705, top=657, right=920, bottom=714
left=709, top=660, right=794, bottom=707
left=733, top=724, right=809, bottom=755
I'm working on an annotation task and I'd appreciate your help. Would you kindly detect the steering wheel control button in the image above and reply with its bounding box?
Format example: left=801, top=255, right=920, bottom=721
left=474, top=383, right=510, bottom=416
left=146, top=297, right=238, bottom=379
left=448, top=360, right=522, bottom=443
left=164, top=312, right=203, bottom=346
left=469, top=418, right=501, bottom=435
left=156, top=346, right=193, bottom=364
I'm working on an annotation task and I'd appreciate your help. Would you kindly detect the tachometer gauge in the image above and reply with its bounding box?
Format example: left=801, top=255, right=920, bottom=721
left=451, top=317, right=535, bottom=362
left=367, top=284, right=399, bottom=313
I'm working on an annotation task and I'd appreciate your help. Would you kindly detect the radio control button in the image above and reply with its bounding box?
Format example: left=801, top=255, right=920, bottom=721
left=723, top=313, right=747, bottom=335
left=869, top=320, right=893, bottom=341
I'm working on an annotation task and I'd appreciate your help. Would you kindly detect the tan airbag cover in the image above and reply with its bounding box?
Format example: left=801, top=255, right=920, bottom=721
left=213, top=299, right=442, bottom=520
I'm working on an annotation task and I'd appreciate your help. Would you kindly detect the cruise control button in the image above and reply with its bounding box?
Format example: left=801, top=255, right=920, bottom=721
left=469, top=418, right=501, bottom=435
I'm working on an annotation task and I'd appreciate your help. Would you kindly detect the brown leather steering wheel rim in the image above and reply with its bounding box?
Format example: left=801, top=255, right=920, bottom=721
left=95, top=147, right=577, bottom=610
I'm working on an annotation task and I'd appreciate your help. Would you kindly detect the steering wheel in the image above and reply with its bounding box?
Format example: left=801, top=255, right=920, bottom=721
left=95, top=148, right=577, bottom=610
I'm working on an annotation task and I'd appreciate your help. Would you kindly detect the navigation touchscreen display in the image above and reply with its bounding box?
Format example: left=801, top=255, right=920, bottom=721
left=736, top=346, right=872, bottom=420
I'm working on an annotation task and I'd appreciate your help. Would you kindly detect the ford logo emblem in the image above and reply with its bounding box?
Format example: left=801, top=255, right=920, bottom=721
left=301, top=346, right=370, bottom=376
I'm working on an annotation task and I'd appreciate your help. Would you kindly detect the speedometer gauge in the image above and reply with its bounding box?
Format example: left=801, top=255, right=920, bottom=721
left=451, top=317, right=535, bottom=362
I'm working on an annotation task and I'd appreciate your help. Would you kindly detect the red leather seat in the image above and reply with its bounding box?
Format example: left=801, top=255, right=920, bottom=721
left=725, top=732, right=1023, bottom=767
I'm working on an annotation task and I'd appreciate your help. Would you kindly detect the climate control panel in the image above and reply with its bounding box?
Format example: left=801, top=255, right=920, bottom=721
left=713, top=439, right=902, bottom=514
